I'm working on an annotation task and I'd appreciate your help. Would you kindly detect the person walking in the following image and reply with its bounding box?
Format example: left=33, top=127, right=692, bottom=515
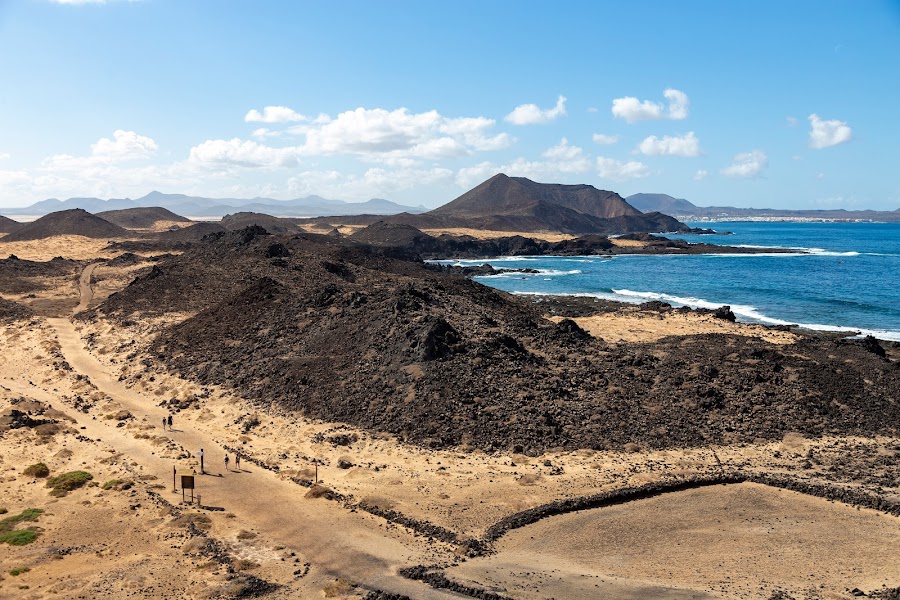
left=224, top=454, right=230, bottom=471
left=198, top=448, right=205, bottom=474
left=162, top=417, right=167, bottom=431
left=235, top=454, right=240, bottom=471
left=167, top=415, right=173, bottom=430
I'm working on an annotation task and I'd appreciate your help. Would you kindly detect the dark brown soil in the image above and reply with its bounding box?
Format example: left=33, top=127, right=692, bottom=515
left=86, top=228, right=900, bottom=455
left=159, top=222, right=225, bottom=241
left=0, top=297, right=33, bottom=322
left=2, top=209, right=127, bottom=242
left=0, top=255, right=85, bottom=293
left=221, top=212, right=301, bottom=234
left=0, top=215, right=21, bottom=234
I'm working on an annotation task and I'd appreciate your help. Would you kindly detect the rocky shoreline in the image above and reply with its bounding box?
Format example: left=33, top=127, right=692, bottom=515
left=349, top=221, right=796, bottom=260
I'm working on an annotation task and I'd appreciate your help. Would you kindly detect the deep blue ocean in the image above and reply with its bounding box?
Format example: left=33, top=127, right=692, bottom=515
left=437, top=222, right=900, bottom=341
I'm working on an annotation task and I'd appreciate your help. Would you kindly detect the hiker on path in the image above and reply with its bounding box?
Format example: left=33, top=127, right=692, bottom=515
left=235, top=454, right=240, bottom=470
left=162, top=417, right=167, bottom=431
left=167, top=415, right=173, bottom=430
left=198, top=448, right=205, bottom=474
left=225, top=454, right=230, bottom=471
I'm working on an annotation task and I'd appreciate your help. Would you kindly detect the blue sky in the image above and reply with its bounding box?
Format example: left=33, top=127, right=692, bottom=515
left=0, top=0, right=898, bottom=209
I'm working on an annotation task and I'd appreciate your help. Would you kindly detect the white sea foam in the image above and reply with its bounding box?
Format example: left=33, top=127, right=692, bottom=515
left=475, top=268, right=582, bottom=278
left=725, top=244, right=860, bottom=257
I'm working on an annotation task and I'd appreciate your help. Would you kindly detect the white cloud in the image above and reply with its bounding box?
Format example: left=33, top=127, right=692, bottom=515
left=504, top=95, right=567, bottom=125
left=786, top=116, right=799, bottom=127
left=596, top=156, right=650, bottom=181
left=540, top=139, right=591, bottom=174
left=637, top=131, right=701, bottom=157
left=43, top=130, right=158, bottom=169
left=0, top=170, right=29, bottom=186
left=456, top=162, right=500, bottom=188
left=611, top=88, right=689, bottom=123
left=721, top=150, right=767, bottom=178
left=693, top=169, right=708, bottom=181
left=0, top=153, right=9, bottom=160
left=808, top=113, right=852, bottom=149
left=283, top=106, right=510, bottom=162
left=288, top=167, right=453, bottom=200
left=91, top=130, right=158, bottom=160
left=244, top=106, right=307, bottom=124
left=543, top=138, right=582, bottom=161
left=592, top=133, right=619, bottom=145
left=454, top=142, right=591, bottom=188
left=188, top=138, right=301, bottom=168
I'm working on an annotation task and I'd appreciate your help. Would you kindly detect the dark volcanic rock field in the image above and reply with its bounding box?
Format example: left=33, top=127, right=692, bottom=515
left=87, top=227, right=900, bottom=454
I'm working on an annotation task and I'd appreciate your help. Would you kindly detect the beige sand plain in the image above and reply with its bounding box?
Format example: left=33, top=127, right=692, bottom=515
left=448, top=482, right=900, bottom=599
left=0, top=240, right=897, bottom=599
left=551, top=310, right=799, bottom=345
left=0, top=235, right=121, bottom=262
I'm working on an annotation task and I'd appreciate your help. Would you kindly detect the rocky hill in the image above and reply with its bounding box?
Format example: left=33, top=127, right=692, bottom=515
left=96, top=206, right=191, bottom=229
left=415, top=174, right=688, bottom=234
left=626, top=193, right=900, bottom=222
left=305, top=174, right=692, bottom=235
left=0, top=215, right=21, bottom=234
left=158, top=221, right=225, bottom=241
left=86, top=227, right=900, bottom=455
left=221, top=212, right=302, bottom=234
left=627, top=193, right=699, bottom=215
left=1, top=209, right=128, bottom=242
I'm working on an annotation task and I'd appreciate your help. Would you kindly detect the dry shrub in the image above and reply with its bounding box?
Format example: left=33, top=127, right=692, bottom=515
left=304, top=484, right=332, bottom=499
left=34, top=423, right=60, bottom=437
left=322, top=578, right=353, bottom=597
left=516, top=473, right=542, bottom=486
left=781, top=432, right=808, bottom=452
left=236, top=530, right=257, bottom=540
left=173, top=512, right=212, bottom=531
left=360, top=496, right=395, bottom=511
left=23, top=463, right=49, bottom=478
left=623, top=442, right=643, bottom=453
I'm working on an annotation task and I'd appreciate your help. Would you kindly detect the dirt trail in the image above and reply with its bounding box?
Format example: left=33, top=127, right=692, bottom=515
left=1, top=264, right=468, bottom=599
left=74, top=262, right=99, bottom=313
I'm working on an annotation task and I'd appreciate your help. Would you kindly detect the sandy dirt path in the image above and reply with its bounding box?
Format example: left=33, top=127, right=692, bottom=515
left=74, top=262, right=99, bottom=313
left=0, top=265, right=468, bottom=599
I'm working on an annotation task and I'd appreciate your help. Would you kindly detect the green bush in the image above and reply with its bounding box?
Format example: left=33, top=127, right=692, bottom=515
left=0, top=530, right=38, bottom=546
left=0, top=508, right=43, bottom=546
left=46, top=471, right=92, bottom=496
left=101, top=479, right=133, bottom=491
left=0, top=508, right=43, bottom=533
left=9, top=567, right=30, bottom=576
left=23, top=463, right=49, bottom=478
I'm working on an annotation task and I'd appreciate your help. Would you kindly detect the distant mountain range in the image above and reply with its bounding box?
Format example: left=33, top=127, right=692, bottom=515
left=627, top=193, right=900, bottom=222
left=0, top=191, right=428, bottom=218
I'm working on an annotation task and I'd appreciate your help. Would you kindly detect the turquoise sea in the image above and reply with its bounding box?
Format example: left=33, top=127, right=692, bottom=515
left=440, top=222, right=900, bottom=342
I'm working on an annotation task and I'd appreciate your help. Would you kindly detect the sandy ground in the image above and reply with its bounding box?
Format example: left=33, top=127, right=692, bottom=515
left=0, top=236, right=125, bottom=262
left=551, top=309, right=799, bottom=345
left=297, top=224, right=581, bottom=243
left=0, top=241, right=897, bottom=599
left=449, top=482, right=900, bottom=599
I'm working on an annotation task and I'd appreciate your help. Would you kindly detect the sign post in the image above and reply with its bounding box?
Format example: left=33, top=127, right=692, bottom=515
left=181, top=474, right=195, bottom=504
